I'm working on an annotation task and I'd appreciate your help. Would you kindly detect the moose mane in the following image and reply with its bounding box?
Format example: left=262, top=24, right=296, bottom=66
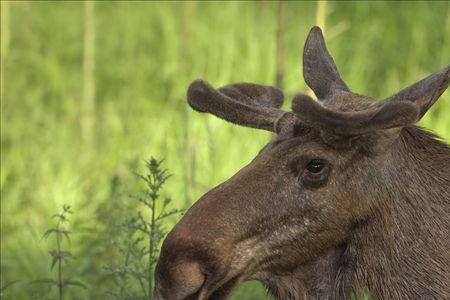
left=347, top=126, right=450, bottom=299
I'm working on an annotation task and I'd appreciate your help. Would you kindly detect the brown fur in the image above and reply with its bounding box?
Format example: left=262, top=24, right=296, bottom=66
left=262, top=127, right=450, bottom=300
left=154, top=27, right=450, bottom=300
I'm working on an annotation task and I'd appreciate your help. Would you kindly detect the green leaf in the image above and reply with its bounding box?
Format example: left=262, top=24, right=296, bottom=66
left=49, top=250, right=73, bottom=269
left=60, top=250, right=73, bottom=260
left=30, top=278, right=58, bottom=286
left=164, top=196, right=171, bottom=205
left=157, top=208, right=184, bottom=221
left=61, top=229, right=71, bottom=243
left=63, top=280, right=87, bottom=289
left=50, top=255, right=58, bottom=271
left=41, top=228, right=58, bottom=240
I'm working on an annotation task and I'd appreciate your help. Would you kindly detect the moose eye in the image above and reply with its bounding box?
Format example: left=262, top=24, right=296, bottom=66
left=300, top=159, right=330, bottom=188
left=306, top=160, right=325, bottom=173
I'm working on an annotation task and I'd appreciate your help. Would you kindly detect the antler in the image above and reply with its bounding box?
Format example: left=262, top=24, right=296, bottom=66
left=385, top=65, right=450, bottom=119
left=187, top=27, right=448, bottom=139
left=292, top=94, right=419, bottom=136
left=297, top=26, right=448, bottom=136
left=187, top=80, right=295, bottom=133
left=303, top=26, right=350, bottom=100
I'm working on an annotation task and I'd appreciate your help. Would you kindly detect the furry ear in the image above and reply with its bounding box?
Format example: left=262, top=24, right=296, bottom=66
left=292, top=94, right=419, bottom=136
left=303, top=26, right=350, bottom=100
left=385, top=66, right=450, bottom=119
left=187, top=80, right=294, bottom=132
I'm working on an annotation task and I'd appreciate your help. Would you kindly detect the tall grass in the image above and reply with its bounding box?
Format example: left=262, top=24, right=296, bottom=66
left=81, top=0, right=96, bottom=146
left=0, top=1, right=10, bottom=102
left=1, top=2, right=449, bottom=299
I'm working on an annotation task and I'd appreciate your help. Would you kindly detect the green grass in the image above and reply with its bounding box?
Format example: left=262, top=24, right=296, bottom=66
left=1, top=1, right=449, bottom=299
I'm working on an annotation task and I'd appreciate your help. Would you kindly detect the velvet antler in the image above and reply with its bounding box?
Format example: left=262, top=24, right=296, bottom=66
left=292, top=94, right=419, bottom=136
left=385, top=65, right=450, bottom=119
left=187, top=27, right=448, bottom=139
left=187, top=80, right=295, bottom=133
left=298, top=26, right=448, bottom=137
left=303, top=26, right=350, bottom=100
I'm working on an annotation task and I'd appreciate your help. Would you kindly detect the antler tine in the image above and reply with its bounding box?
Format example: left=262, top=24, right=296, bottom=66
left=303, top=26, right=350, bottom=100
left=187, top=80, right=295, bottom=133
left=385, top=65, right=450, bottom=119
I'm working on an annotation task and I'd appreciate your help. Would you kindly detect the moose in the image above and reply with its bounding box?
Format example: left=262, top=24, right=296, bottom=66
left=155, top=27, right=450, bottom=300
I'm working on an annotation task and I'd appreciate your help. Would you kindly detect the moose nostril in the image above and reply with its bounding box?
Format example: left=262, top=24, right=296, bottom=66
left=155, top=260, right=205, bottom=300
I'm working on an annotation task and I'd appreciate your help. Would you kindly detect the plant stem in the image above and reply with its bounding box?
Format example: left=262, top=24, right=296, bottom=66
left=119, top=249, right=131, bottom=297
left=56, top=220, right=63, bottom=300
left=149, top=192, right=156, bottom=297
left=138, top=274, right=147, bottom=298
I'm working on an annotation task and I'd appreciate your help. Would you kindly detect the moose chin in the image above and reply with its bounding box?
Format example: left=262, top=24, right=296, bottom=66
left=154, top=26, right=450, bottom=300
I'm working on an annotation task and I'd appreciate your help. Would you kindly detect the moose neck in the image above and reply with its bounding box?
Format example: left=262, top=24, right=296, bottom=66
left=265, top=126, right=450, bottom=300
left=338, top=126, right=450, bottom=299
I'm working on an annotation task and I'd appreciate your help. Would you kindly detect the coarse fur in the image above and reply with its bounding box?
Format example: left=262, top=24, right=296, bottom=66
left=154, top=27, right=450, bottom=300
left=263, top=127, right=450, bottom=300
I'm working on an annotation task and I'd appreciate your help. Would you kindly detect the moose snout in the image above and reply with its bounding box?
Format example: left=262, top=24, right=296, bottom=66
left=155, top=172, right=260, bottom=299
left=154, top=228, right=207, bottom=300
left=154, top=221, right=227, bottom=300
left=154, top=258, right=205, bottom=300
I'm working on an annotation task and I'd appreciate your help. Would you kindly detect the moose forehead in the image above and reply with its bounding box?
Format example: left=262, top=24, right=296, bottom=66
left=322, top=91, right=378, bottom=112
left=260, top=125, right=348, bottom=163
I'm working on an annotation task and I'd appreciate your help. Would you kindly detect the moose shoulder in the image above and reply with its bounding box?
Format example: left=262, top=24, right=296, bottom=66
left=155, top=26, right=450, bottom=300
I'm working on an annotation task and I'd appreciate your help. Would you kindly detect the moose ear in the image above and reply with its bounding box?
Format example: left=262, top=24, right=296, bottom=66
left=386, top=66, right=450, bottom=119
left=303, top=26, right=350, bottom=100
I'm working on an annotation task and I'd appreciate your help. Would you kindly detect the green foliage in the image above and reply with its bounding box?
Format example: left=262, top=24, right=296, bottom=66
left=1, top=2, right=449, bottom=300
left=350, top=287, right=374, bottom=300
left=104, top=158, right=183, bottom=300
left=0, top=281, right=19, bottom=299
left=32, top=205, right=86, bottom=300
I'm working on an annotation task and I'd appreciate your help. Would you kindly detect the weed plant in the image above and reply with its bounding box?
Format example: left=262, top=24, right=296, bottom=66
left=104, top=158, right=183, bottom=300
left=32, top=205, right=86, bottom=300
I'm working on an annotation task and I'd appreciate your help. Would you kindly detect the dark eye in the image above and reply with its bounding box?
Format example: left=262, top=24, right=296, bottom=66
left=301, top=159, right=330, bottom=188
left=306, top=160, right=325, bottom=173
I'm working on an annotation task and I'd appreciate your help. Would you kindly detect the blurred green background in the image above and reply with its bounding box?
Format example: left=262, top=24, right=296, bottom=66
left=1, top=1, right=449, bottom=299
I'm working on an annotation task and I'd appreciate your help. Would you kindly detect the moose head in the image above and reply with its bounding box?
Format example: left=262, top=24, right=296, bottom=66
left=155, top=27, right=450, bottom=300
